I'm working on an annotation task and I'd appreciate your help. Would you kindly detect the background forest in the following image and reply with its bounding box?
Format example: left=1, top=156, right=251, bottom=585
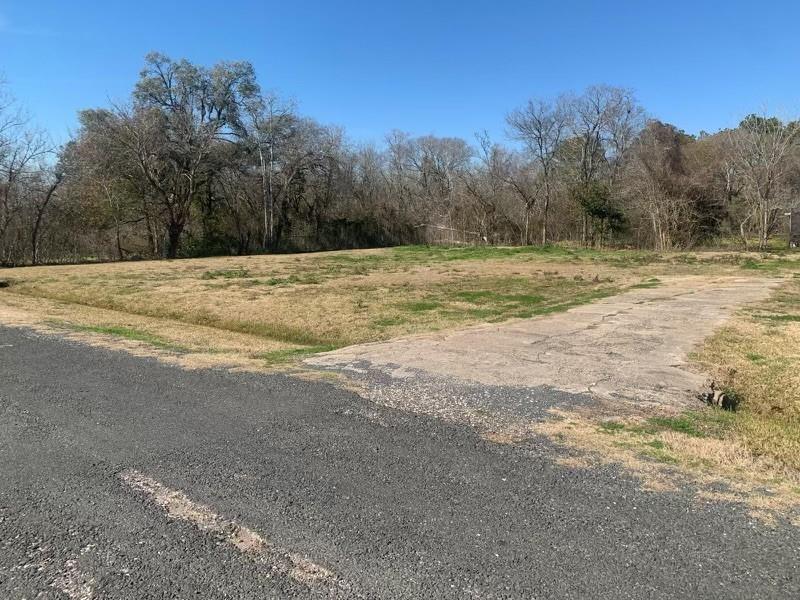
left=2, top=53, right=798, bottom=265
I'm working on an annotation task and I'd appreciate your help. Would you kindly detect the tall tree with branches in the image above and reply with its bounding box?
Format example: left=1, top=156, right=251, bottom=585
left=507, top=97, right=570, bottom=244
left=728, top=114, right=799, bottom=249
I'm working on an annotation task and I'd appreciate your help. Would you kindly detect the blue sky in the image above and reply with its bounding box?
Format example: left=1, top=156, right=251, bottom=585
left=1, top=0, right=798, bottom=145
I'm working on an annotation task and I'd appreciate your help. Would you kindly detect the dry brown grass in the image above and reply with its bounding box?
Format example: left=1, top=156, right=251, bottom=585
left=0, top=245, right=796, bottom=374
left=534, top=409, right=800, bottom=524
left=0, top=246, right=629, bottom=368
left=693, top=277, right=800, bottom=470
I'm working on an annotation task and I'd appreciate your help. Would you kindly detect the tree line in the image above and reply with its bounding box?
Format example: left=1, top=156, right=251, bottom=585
left=2, top=53, right=799, bottom=266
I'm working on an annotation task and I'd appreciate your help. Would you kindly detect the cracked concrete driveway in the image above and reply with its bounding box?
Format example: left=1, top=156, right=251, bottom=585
left=307, top=276, right=778, bottom=412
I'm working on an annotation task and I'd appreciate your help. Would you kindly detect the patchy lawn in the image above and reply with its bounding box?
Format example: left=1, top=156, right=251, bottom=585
left=694, top=277, right=800, bottom=471
left=0, top=245, right=796, bottom=373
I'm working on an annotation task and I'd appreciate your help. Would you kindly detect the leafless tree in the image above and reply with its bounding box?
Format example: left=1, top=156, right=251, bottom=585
left=567, top=85, right=645, bottom=244
left=0, top=83, right=51, bottom=264
left=28, top=166, right=64, bottom=265
left=727, top=114, right=799, bottom=249
left=507, top=96, right=570, bottom=244
left=461, top=133, right=510, bottom=243
left=243, top=92, right=296, bottom=249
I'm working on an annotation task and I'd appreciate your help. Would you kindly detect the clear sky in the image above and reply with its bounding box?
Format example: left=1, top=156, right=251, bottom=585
left=1, top=0, right=798, bottom=145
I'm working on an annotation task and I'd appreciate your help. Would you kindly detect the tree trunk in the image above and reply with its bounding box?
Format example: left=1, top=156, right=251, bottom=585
left=541, top=196, right=549, bottom=245
left=738, top=210, right=754, bottom=251
left=115, top=222, right=124, bottom=261
left=166, top=221, right=184, bottom=259
left=523, top=205, right=530, bottom=245
left=581, top=213, right=588, bottom=247
left=31, top=228, right=40, bottom=266
left=759, top=204, right=769, bottom=251
left=31, top=176, right=62, bottom=266
left=143, top=203, right=158, bottom=257
left=258, top=145, right=269, bottom=250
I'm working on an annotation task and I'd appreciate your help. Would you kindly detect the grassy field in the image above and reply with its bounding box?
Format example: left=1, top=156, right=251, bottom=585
left=1, top=244, right=799, bottom=490
left=1, top=244, right=793, bottom=360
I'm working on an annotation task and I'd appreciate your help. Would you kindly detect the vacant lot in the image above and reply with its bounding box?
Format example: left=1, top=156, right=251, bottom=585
left=1, top=244, right=799, bottom=507
left=0, top=245, right=794, bottom=360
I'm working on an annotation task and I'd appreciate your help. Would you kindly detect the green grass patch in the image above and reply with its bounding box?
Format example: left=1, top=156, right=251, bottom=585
left=740, top=256, right=800, bottom=271
left=453, top=290, right=498, bottom=303
left=439, top=277, right=620, bottom=320
left=56, top=323, right=187, bottom=352
left=599, top=421, right=626, bottom=433
left=399, top=300, right=443, bottom=312
left=201, top=268, right=250, bottom=280
left=258, top=344, right=336, bottom=364
left=647, top=415, right=707, bottom=438
left=372, top=316, right=408, bottom=327
left=756, top=313, right=800, bottom=323
left=648, top=410, right=737, bottom=439
left=453, top=289, right=545, bottom=307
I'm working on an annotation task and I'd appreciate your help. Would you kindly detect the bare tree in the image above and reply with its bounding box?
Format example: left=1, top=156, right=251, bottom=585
left=29, top=166, right=64, bottom=265
left=0, top=83, right=51, bottom=264
left=243, top=93, right=296, bottom=250
left=728, top=114, right=799, bottom=249
left=568, top=85, right=645, bottom=244
left=459, top=133, right=505, bottom=242
left=507, top=96, right=570, bottom=244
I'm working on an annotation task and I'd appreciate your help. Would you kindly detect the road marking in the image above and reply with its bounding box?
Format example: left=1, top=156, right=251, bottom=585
left=119, top=470, right=336, bottom=586
left=51, top=556, right=95, bottom=600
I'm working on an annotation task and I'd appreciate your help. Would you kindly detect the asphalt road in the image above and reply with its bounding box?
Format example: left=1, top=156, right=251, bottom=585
left=1, top=325, right=798, bottom=599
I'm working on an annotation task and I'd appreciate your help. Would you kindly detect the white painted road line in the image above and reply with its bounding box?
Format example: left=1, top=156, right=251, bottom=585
left=119, top=470, right=337, bottom=587
left=51, top=557, right=95, bottom=600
